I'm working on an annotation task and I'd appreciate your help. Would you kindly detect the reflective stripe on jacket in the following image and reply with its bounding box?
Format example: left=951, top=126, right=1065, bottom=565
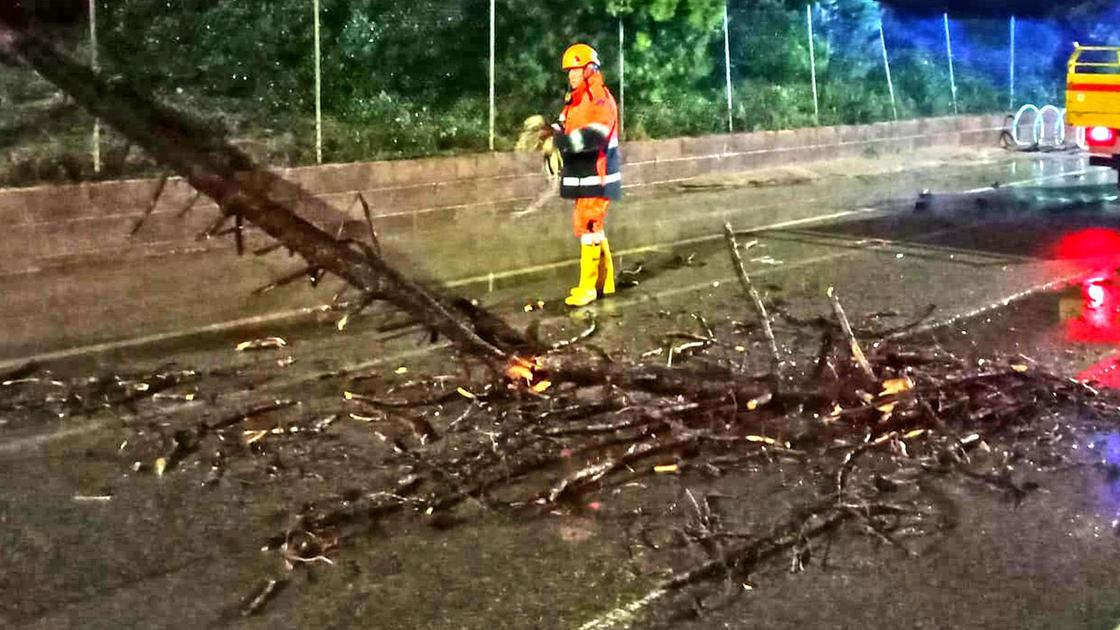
left=555, top=72, right=621, bottom=200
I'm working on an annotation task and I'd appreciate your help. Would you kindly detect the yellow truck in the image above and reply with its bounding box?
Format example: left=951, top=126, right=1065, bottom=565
left=1066, top=44, right=1120, bottom=179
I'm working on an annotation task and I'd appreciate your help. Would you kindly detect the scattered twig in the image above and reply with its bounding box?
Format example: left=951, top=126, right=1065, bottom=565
left=551, top=314, right=598, bottom=350
left=356, top=193, right=381, bottom=256
left=127, top=174, right=168, bottom=238
left=546, top=437, right=696, bottom=502
left=253, top=241, right=286, bottom=256
left=241, top=578, right=286, bottom=617
left=234, top=213, right=245, bottom=255
left=827, top=286, right=875, bottom=382
left=73, top=494, right=113, bottom=503
left=723, top=223, right=780, bottom=379
left=208, top=400, right=297, bottom=432
left=235, top=337, right=287, bottom=352
left=336, top=290, right=379, bottom=331
left=252, top=266, right=322, bottom=296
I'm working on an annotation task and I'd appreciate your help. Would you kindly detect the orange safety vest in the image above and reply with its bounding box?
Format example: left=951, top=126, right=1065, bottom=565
left=556, top=72, right=621, bottom=200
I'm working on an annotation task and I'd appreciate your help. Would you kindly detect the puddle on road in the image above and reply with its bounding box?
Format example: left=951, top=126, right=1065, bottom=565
left=911, top=223, right=1120, bottom=386
left=921, top=278, right=1120, bottom=382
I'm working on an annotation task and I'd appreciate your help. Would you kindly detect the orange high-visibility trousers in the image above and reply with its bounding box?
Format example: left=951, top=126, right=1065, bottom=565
left=572, top=197, right=609, bottom=238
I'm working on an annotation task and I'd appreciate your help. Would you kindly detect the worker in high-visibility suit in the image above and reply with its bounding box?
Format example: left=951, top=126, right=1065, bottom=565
left=545, top=43, right=621, bottom=307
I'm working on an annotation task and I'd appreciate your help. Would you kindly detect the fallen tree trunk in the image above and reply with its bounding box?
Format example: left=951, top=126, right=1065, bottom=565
left=0, top=16, right=787, bottom=405
left=0, top=17, right=510, bottom=365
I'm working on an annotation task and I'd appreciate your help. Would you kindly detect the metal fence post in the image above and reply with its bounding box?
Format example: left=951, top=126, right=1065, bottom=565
left=618, top=18, right=625, bottom=139
left=1009, top=15, right=1016, bottom=110
left=89, top=0, right=100, bottom=173
left=943, top=12, right=958, bottom=115
left=488, top=0, right=495, bottom=151
left=878, top=20, right=898, bottom=121
left=313, top=0, right=322, bottom=164
left=807, top=4, right=819, bottom=126
left=722, top=4, right=733, bottom=133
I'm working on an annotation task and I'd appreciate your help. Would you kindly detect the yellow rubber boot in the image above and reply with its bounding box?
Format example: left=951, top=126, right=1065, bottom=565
left=597, top=238, right=615, bottom=296
left=565, top=244, right=601, bottom=307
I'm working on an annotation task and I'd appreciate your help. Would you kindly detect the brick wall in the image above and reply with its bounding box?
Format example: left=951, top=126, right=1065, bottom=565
left=0, top=114, right=1004, bottom=360
left=0, top=115, right=1001, bottom=276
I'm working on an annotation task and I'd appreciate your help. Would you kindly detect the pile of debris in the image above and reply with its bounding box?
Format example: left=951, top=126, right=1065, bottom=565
left=265, top=301, right=1112, bottom=624
left=5, top=272, right=1113, bottom=624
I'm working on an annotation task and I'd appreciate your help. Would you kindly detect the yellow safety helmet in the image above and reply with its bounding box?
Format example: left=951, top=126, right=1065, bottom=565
left=561, top=43, right=600, bottom=70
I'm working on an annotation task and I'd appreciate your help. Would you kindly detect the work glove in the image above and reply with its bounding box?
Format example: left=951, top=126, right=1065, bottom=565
left=538, top=122, right=563, bottom=140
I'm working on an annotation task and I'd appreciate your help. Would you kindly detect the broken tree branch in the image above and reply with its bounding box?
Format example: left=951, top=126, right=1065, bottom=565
left=356, top=193, right=381, bottom=256
left=723, top=223, right=781, bottom=378
left=234, top=213, right=245, bottom=255
left=197, top=212, right=231, bottom=242
left=336, top=290, right=379, bottom=331
left=827, top=286, right=876, bottom=382
left=252, top=265, right=322, bottom=296
left=127, top=173, right=168, bottom=238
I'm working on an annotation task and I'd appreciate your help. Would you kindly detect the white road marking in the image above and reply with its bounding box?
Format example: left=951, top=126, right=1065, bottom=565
left=0, top=343, right=447, bottom=454
left=888, top=272, right=1088, bottom=339
left=962, top=168, right=1089, bottom=194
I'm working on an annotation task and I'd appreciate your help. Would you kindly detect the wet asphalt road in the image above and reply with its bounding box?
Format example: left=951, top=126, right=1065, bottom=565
left=4, top=150, right=1120, bottom=629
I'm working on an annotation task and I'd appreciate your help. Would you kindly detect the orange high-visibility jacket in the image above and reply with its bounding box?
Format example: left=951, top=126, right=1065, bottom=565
left=555, top=72, right=621, bottom=200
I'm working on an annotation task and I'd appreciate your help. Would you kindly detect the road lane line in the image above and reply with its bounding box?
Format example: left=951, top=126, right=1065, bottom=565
left=0, top=343, right=447, bottom=455
left=962, top=168, right=1089, bottom=194
left=888, top=272, right=1087, bottom=340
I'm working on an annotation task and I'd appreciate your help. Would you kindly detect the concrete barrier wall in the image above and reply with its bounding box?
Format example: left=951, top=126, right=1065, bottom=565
left=0, top=114, right=1004, bottom=359
left=0, top=114, right=1001, bottom=276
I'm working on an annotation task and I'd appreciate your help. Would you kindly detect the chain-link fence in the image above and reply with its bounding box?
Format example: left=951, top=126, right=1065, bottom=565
left=0, top=1, right=1090, bottom=188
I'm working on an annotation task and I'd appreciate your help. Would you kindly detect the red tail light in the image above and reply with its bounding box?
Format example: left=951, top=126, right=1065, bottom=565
left=1087, top=126, right=1117, bottom=147
left=1085, top=279, right=1108, bottom=310
left=1067, top=278, right=1120, bottom=343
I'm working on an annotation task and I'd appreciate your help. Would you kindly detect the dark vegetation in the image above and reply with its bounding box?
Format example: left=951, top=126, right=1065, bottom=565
left=4, top=0, right=1116, bottom=186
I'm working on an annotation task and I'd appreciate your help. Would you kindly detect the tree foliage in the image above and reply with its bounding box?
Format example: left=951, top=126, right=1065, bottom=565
left=8, top=0, right=1113, bottom=170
